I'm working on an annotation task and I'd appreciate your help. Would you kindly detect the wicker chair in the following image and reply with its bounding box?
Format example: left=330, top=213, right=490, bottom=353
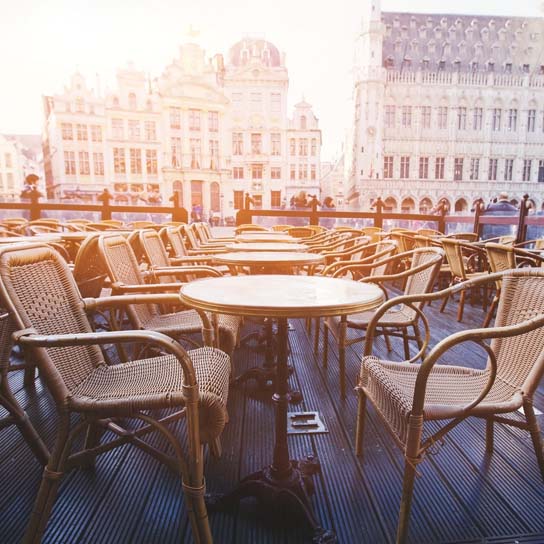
left=0, top=309, right=49, bottom=464
left=0, top=243, right=230, bottom=544
left=72, top=234, right=109, bottom=298
left=322, top=248, right=444, bottom=398
left=195, top=222, right=235, bottom=244
left=355, top=268, right=544, bottom=543
left=182, top=225, right=227, bottom=252
left=286, top=226, right=314, bottom=238
left=99, top=234, right=239, bottom=355
left=160, top=226, right=220, bottom=265
left=439, top=238, right=489, bottom=322
left=445, top=232, right=479, bottom=242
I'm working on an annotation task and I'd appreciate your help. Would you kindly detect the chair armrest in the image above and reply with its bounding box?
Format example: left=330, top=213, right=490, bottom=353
left=170, top=255, right=215, bottom=265
left=110, top=281, right=182, bottom=294
left=151, top=266, right=223, bottom=279
left=13, top=328, right=199, bottom=387
left=187, top=248, right=226, bottom=255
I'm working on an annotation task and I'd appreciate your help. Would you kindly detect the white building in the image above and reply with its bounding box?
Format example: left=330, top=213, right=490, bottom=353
left=0, top=135, right=23, bottom=199
left=42, top=36, right=321, bottom=220
left=349, top=0, right=544, bottom=213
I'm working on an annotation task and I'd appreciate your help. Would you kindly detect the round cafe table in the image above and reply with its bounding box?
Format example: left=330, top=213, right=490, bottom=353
left=180, top=275, right=383, bottom=542
left=225, top=242, right=308, bottom=252
left=235, top=233, right=298, bottom=243
left=213, top=251, right=324, bottom=275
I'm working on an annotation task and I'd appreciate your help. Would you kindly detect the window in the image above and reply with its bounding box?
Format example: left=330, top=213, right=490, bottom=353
left=290, top=164, right=296, bottom=180
left=252, top=164, right=263, bottom=179
left=271, top=133, right=281, bottom=155
left=190, top=138, right=201, bottom=168
left=400, top=156, right=410, bottom=178
left=299, top=164, right=308, bottom=180
left=233, top=190, right=244, bottom=210
left=488, top=158, right=498, bottom=181
left=76, top=124, right=87, bottom=140
left=75, top=97, right=84, bottom=113
left=250, top=92, right=262, bottom=111
left=507, top=109, right=518, bottom=132
left=128, top=120, right=140, bottom=140
left=146, top=150, right=157, bottom=175
left=420, top=106, right=431, bottom=128
left=170, top=107, right=181, bottom=129
left=504, top=158, right=514, bottom=181
left=233, top=167, right=244, bottom=179
left=144, top=121, right=156, bottom=141
left=6, top=173, right=13, bottom=188
left=189, top=109, right=201, bottom=131
left=208, top=111, right=219, bottom=132
left=528, top=109, right=536, bottom=132
left=271, top=93, right=281, bottom=112
left=311, top=164, right=316, bottom=180
left=78, top=151, right=90, bottom=175
left=289, top=138, right=296, bottom=155
left=171, top=137, right=182, bottom=168
left=311, top=138, right=317, bottom=156
left=4, top=153, right=12, bottom=168
left=385, top=105, right=396, bottom=128
left=401, top=106, right=412, bottom=127
left=146, top=99, right=153, bottom=111
left=492, top=108, right=502, bottom=131
left=64, top=151, right=76, bottom=175
left=61, top=123, right=73, bottom=140
left=130, top=148, right=142, bottom=174
left=299, top=138, right=308, bottom=156
left=209, top=139, right=219, bottom=169
left=300, top=115, right=307, bottom=129
left=437, top=107, right=448, bottom=129
left=271, top=190, right=281, bottom=207
left=384, top=156, right=393, bottom=178
left=538, top=160, right=544, bottom=182
left=112, top=118, right=124, bottom=139
left=232, top=92, right=243, bottom=110
left=128, top=93, right=137, bottom=110
left=453, top=158, right=463, bottom=180
left=113, top=148, right=126, bottom=174
left=469, top=158, right=480, bottom=180
left=93, top=152, right=104, bottom=175
left=457, top=107, right=467, bottom=130
left=232, top=132, right=243, bottom=155
left=473, top=107, right=483, bottom=130
left=271, top=167, right=281, bottom=179
left=251, top=133, right=262, bottom=154
left=90, top=124, right=102, bottom=142
left=522, top=159, right=532, bottom=181
left=419, top=157, right=429, bottom=179
left=435, top=157, right=445, bottom=179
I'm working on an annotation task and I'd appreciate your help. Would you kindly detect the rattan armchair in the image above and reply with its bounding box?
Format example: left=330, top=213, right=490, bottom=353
left=0, top=309, right=49, bottom=464
left=0, top=243, right=230, bottom=544
left=99, top=234, right=239, bottom=355
left=322, top=248, right=444, bottom=398
left=355, top=269, right=544, bottom=543
left=161, top=225, right=221, bottom=264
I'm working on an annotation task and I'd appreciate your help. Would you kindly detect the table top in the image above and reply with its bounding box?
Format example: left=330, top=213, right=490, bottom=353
left=225, top=242, right=309, bottom=252
left=0, top=234, right=62, bottom=243
left=179, top=275, right=384, bottom=318
left=213, top=251, right=325, bottom=267
left=235, top=234, right=298, bottom=243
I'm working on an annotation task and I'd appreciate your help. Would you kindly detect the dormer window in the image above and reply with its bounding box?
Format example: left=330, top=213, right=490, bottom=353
left=410, top=16, right=417, bottom=29
left=394, top=39, right=402, bottom=53
left=421, top=58, right=429, bottom=70
left=384, top=56, right=395, bottom=69
left=523, top=64, right=530, bottom=73
left=453, top=59, right=461, bottom=72
left=504, top=63, right=512, bottom=73
left=434, top=27, right=442, bottom=39
left=487, top=61, right=495, bottom=72
left=419, top=26, right=427, bottom=39
left=410, top=40, right=418, bottom=52
left=427, top=40, right=436, bottom=54
left=393, top=17, right=400, bottom=28
left=401, top=25, right=408, bottom=38
left=471, top=61, right=479, bottom=72
left=438, top=60, right=446, bottom=71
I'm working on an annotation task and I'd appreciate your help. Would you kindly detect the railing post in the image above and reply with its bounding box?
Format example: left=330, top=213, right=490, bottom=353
left=236, top=209, right=252, bottom=226
left=437, top=200, right=448, bottom=234
left=473, top=198, right=484, bottom=238
left=98, top=188, right=112, bottom=221
left=309, top=196, right=319, bottom=226
left=29, top=188, right=41, bottom=221
left=373, top=197, right=384, bottom=229
left=171, top=191, right=187, bottom=222
left=516, top=194, right=530, bottom=245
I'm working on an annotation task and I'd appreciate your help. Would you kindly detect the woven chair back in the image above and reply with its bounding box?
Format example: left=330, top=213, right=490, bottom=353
left=491, top=269, right=544, bottom=396
left=0, top=244, right=105, bottom=400
left=73, top=235, right=108, bottom=298
left=162, top=226, right=189, bottom=258
left=98, top=235, right=157, bottom=326
left=0, top=309, right=15, bottom=374
left=139, top=230, right=176, bottom=284
left=360, top=227, right=383, bottom=244
left=535, top=239, right=544, bottom=250
left=286, top=226, right=314, bottom=238
left=440, top=238, right=467, bottom=279
left=390, top=232, right=415, bottom=254
left=181, top=225, right=201, bottom=250
left=486, top=243, right=516, bottom=274
left=447, top=232, right=479, bottom=242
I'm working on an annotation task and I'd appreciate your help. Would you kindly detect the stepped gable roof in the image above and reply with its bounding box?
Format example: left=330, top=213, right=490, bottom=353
left=381, top=12, right=544, bottom=75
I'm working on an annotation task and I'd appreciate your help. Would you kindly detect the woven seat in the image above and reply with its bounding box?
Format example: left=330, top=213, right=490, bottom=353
left=356, top=268, right=544, bottom=543
left=0, top=243, right=229, bottom=544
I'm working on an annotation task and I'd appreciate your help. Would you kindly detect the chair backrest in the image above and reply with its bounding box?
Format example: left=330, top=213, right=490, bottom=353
left=491, top=269, right=544, bottom=395
left=73, top=234, right=108, bottom=298
left=181, top=224, right=202, bottom=250
left=499, top=235, right=515, bottom=245
left=287, top=226, right=314, bottom=238
left=98, top=235, right=157, bottom=327
left=535, top=238, right=544, bottom=250
left=367, top=242, right=398, bottom=278
left=446, top=232, right=479, bottom=242
left=360, top=227, right=383, bottom=244
left=139, top=229, right=176, bottom=283
left=0, top=244, right=105, bottom=402
left=235, top=224, right=268, bottom=234
left=440, top=238, right=467, bottom=279
left=485, top=243, right=516, bottom=274
left=417, top=228, right=442, bottom=237
left=162, top=226, right=189, bottom=258
left=271, top=224, right=293, bottom=232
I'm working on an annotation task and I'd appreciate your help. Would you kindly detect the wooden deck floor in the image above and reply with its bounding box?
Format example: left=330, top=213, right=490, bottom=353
left=1, top=297, right=543, bottom=543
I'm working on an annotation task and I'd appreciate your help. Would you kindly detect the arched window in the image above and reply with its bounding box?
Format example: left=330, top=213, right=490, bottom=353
left=300, top=115, right=307, bottom=129
left=128, top=93, right=137, bottom=110
left=210, top=182, right=220, bottom=212
left=419, top=197, right=433, bottom=213
left=401, top=197, right=415, bottom=213
left=454, top=198, right=468, bottom=213
left=384, top=197, right=397, bottom=212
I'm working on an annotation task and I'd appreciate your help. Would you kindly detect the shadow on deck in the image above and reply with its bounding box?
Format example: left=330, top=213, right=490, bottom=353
left=1, top=296, right=543, bottom=543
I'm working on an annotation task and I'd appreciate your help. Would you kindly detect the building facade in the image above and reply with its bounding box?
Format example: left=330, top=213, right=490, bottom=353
left=0, top=135, right=23, bottom=199
left=349, top=0, right=544, bottom=213
left=42, top=37, right=321, bottom=220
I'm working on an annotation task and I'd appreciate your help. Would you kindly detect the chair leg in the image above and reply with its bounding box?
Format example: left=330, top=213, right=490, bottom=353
left=523, top=398, right=544, bottom=482
left=482, top=296, right=498, bottom=328
left=24, top=413, right=72, bottom=544
left=183, top=476, right=213, bottom=544
left=322, top=324, right=329, bottom=368
left=355, top=389, right=367, bottom=456
left=456, top=289, right=466, bottom=322
left=383, top=328, right=392, bottom=352
left=440, top=282, right=453, bottom=313
left=402, top=328, right=410, bottom=360
left=339, top=318, right=347, bottom=399
left=485, top=419, right=494, bottom=454
left=413, top=324, right=424, bottom=360
left=313, top=318, right=320, bottom=355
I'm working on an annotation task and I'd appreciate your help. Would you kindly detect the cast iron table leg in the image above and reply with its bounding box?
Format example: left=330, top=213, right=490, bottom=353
left=208, top=318, right=336, bottom=543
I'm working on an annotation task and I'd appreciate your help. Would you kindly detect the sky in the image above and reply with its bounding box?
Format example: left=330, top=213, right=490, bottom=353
left=0, top=0, right=542, bottom=160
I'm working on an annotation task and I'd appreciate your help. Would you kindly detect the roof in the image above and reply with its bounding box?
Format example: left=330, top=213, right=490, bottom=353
left=381, top=12, right=544, bottom=75
left=228, top=38, right=281, bottom=67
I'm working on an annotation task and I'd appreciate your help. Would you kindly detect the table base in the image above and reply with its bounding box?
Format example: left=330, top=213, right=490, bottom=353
left=207, top=458, right=337, bottom=543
